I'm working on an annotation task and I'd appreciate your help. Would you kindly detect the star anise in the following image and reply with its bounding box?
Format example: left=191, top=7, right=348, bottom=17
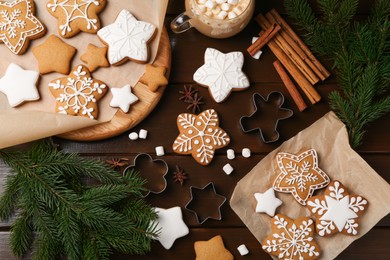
left=172, top=165, right=188, bottom=186
left=179, top=85, right=198, bottom=102
left=185, top=93, right=204, bottom=113
left=106, top=158, right=129, bottom=170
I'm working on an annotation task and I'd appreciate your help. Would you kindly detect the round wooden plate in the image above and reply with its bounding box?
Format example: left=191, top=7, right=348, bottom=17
left=59, top=29, right=171, bottom=141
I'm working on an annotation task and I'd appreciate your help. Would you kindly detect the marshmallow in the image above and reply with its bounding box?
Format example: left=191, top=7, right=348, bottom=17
left=156, top=146, right=165, bottom=156
left=242, top=148, right=251, bottom=158
left=233, top=6, right=243, bottom=15
left=198, top=4, right=206, bottom=13
left=139, top=129, right=148, bottom=139
left=198, top=0, right=207, bottom=4
left=228, top=0, right=238, bottom=4
left=217, top=10, right=228, bottom=19
left=216, top=0, right=227, bottom=4
left=227, top=149, right=235, bottom=160
left=212, top=6, right=222, bottom=15
left=228, top=11, right=237, bottom=19
left=205, top=0, right=216, bottom=9
left=221, top=3, right=230, bottom=11
left=205, top=10, right=213, bottom=17
left=251, top=37, right=263, bottom=59
left=129, top=132, right=138, bottom=140
left=237, top=244, right=249, bottom=256
left=223, top=163, right=234, bottom=175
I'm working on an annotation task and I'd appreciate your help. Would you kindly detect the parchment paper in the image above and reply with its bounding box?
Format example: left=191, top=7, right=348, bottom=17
left=230, top=111, right=390, bottom=260
left=0, top=0, right=168, bottom=149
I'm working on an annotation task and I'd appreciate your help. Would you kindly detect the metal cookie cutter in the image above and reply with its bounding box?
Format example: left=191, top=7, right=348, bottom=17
left=185, top=182, right=226, bottom=224
left=123, top=153, right=168, bottom=197
left=240, top=92, right=293, bottom=143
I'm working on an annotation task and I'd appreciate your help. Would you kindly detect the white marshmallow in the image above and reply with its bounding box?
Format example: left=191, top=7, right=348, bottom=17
left=156, top=146, right=165, bottom=156
left=217, top=10, right=228, bottom=19
left=242, top=148, right=251, bottom=158
left=233, top=6, right=243, bottom=15
left=223, top=163, right=234, bottom=175
left=237, top=244, right=249, bottom=256
left=205, top=0, right=216, bottom=9
left=198, top=4, right=206, bottom=13
left=139, top=129, right=148, bottom=139
left=128, top=132, right=138, bottom=140
left=251, top=37, right=263, bottom=59
left=228, top=11, right=237, bottom=19
left=227, top=149, right=235, bottom=160
left=228, top=0, right=238, bottom=4
left=205, top=10, right=213, bottom=17
left=216, top=0, right=227, bottom=3
left=212, top=6, right=221, bottom=15
left=198, top=0, right=207, bottom=4
left=221, top=3, right=230, bottom=11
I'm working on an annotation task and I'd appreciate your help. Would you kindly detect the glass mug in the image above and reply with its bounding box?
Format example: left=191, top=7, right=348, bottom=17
left=171, top=0, right=255, bottom=39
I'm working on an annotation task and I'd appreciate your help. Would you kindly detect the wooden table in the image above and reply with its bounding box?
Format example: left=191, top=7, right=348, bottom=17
left=1, top=0, right=389, bottom=259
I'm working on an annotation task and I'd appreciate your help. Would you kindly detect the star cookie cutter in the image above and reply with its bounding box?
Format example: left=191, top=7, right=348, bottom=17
left=185, top=182, right=226, bottom=224
left=240, top=92, right=293, bottom=143
left=123, top=153, right=168, bottom=197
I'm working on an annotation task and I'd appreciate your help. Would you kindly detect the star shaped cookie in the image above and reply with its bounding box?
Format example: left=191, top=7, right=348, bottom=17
left=194, top=235, right=233, bottom=260
left=254, top=188, right=282, bottom=217
left=273, top=149, right=330, bottom=205
left=307, top=180, right=368, bottom=236
left=32, top=35, right=76, bottom=75
left=173, top=109, right=230, bottom=166
left=97, top=9, right=156, bottom=65
left=153, top=207, right=189, bottom=250
left=109, top=85, right=139, bottom=113
left=80, top=44, right=109, bottom=72
left=0, top=63, right=40, bottom=107
left=47, top=0, right=107, bottom=38
left=48, top=65, right=108, bottom=119
left=193, top=48, right=250, bottom=103
left=0, top=0, right=45, bottom=54
left=139, top=64, right=168, bottom=92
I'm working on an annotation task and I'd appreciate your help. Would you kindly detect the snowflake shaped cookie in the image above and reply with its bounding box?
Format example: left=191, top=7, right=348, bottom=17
left=0, top=0, right=45, bottom=54
left=173, top=109, right=230, bottom=166
left=49, top=65, right=108, bottom=119
left=98, top=9, right=156, bottom=65
left=47, top=0, right=107, bottom=38
left=193, top=48, right=250, bottom=103
left=307, top=180, right=368, bottom=236
left=273, top=149, right=330, bottom=205
left=262, top=214, right=321, bottom=260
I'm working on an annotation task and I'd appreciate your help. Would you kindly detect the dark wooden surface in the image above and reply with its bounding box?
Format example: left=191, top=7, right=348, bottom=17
left=1, top=0, right=390, bottom=259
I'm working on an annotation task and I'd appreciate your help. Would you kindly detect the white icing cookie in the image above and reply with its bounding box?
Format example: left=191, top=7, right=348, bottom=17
left=97, top=9, right=156, bottom=65
left=109, top=84, right=139, bottom=113
left=254, top=188, right=282, bottom=217
left=193, top=48, right=250, bottom=103
left=153, top=207, right=189, bottom=250
left=0, top=63, right=40, bottom=107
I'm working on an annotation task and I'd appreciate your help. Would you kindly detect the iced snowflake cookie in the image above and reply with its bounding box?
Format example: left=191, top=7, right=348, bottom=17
left=273, top=149, right=330, bottom=205
left=97, top=9, right=156, bottom=65
left=173, top=109, right=230, bottom=166
left=193, top=48, right=250, bottom=103
left=307, top=180, right=368, bottom=236
left=0, top=0, right=45, bottom=55
left=262, top=214, right=320, bottom=260
left=47, top=0, right=106, bottom=38
left=49, top=65, right=107, bottom=119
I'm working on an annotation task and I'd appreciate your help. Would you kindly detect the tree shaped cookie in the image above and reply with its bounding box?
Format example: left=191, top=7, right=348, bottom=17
left=49, top=65, right=107, bottom=119
left=273, top=149, right=330, bottom=205
left=173, top=109, right=230, bottom=166
left=47, top=0, right=107, bottom=38
left=0, top=0, right=45, bottom=54
left=307, top=180, right=368, bottom=236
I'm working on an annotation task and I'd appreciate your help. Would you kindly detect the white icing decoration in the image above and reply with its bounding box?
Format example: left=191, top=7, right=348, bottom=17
left=97, top=9, right=156, bottom=64
left=0, top=63, right=40, bottom=107
left=254, top=188, right=282, bottom=217
left=0, top=8, right=26, bottom=39
left=193, top=48, right=250, bottom=103
left=109, top=84, right=138, bottom=113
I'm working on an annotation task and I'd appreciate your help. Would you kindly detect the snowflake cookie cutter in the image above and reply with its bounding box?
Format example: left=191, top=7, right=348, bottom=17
left=123, top=153, right=168, bottom=197
left=240, top=92, right=293, bottom=143
left=185, top=182, right=226, bottom=224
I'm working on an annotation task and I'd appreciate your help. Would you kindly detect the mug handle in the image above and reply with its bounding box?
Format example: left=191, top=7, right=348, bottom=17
left=170, top=12, right=193, bottom=34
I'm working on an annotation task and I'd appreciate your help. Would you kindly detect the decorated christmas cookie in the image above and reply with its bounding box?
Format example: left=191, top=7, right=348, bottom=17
left=273, top=149, right=330, bottom=205
left=97, top=9, right=156, bottom=65
left=80, top=44, right=109, bottom=72
left=254, top=188, right=282, bottom=217
left=193, top=48, right=250, bottom=103
left=173, top=109, right=230, bottom=166
left=307, top=180, right=368, bottom=236
left=46, top=0, right=107, bottom=38
left=49, top=65, right=107, bottom=119
left=139, top=64, right=168, bottom=92
left=109, top=85, right=139, bottom=113
left=194, top=235, right=233, bottom=260
left=0, top=0, right=45, bottom=55
left=0, top=63, right=40, bottom=107
left=262, top=214, right=320, bottom=260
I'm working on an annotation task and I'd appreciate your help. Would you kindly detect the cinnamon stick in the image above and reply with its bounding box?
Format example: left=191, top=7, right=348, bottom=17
left=273, top=60, right=308, bottom=112
left=269, top=9, right=331, bottom=81
left=247, top=23, right=281, bottom=57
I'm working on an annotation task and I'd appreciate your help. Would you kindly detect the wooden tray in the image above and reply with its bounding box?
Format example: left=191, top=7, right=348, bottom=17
left=59, top=29, right=171, bottom=141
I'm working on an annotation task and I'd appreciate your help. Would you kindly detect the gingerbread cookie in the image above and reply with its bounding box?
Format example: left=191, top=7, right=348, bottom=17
left=0, top=0, right=45, bottom=55
left=173, top=109, right=230, bottom=166
left=110, top=85, right=139, bottom=113
left=97, top=9, right=156, bottom=65
left=80, top=44, right=109, bottom=72
left=139, top=64, right=168, bottom=92
left=262, top=214, right=320, bottom=260
left=49, top=65, right=107, bottom=119
left=273, top=149, right=330, bottom=205
left=254, top=188, right=282, bottom=217
left=193, top=48, right=250, bottom=103
left=307, top=180, right=368, bottom=236
left=46, top=0, right=107, bottom=38
left=194, top=235, right=233, bottom=260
